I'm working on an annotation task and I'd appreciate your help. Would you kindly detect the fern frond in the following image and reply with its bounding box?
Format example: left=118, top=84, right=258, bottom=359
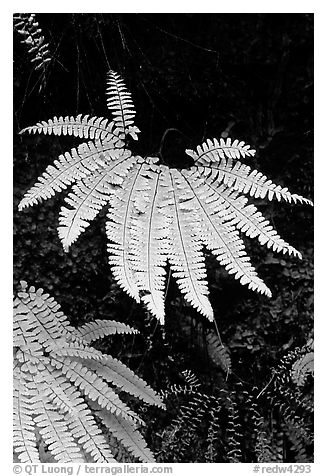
left=162, top=168, right=214, bottom=320
left=33, top=397, right=84, bottom=463
left=20, top=115, right=124, bottom=145
left=292, top=352, right=314, bottom=386
left=58, top=154, right=136, bottom=251
left=205, top=331, right=231, bottom=374
left=18, top=71, right=313, bottom=323
left=13, top=282, right=162, bottom=463
left=106, top=159, right=151, bottom=302
left=75, top=319, right=138, bottom=343
left=106, top=71, right=140, bottom=140
left=13, top=367, right=40, bottom=463
left=51, top=356, right=142, bottom=425
left=97, top=410, right=155, bottom=462
left=14, top=285, right=75, bottom=351
left=195, top=158, right=313, bottom=205
left=18, top=141, right=130, bottom=211
left=75, top=354, right=165, bottom=408
left=65, top=405, right=117, bottom=462
left=193, top=167, right=302, bottom=258
left=130, top=161, right=169, bottom=322
left=14, top=14, right=51, bottom=72
left=181, top=168, right=272, bottom=296
left=186, top=137, right=256, bottom=162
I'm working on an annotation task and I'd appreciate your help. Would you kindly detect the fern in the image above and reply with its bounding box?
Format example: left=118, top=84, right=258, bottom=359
left=18, top=70, right=312, bottom=322
left=13, top=281, right=164, bottom=463
left=14, top=14, right=51, bottom=72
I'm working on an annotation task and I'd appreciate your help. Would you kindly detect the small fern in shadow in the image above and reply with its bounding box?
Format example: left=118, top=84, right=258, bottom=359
left=13, top=13, right=52, bottom=88
left=154, top=360, right=313, bottom=463
left=13, top=281, right=164, bottom=463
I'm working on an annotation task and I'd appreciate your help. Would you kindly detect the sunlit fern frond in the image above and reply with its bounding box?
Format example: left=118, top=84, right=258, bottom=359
left=18, top=71, right=313, bottom=323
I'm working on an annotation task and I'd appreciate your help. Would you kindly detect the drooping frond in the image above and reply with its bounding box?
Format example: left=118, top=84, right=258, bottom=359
left=181, top=168, right=272, bottom=296
left=75, top=319, right=138, bottom=343
left=106, top=159, right=152, bottom=302
left=162, top=168, right=214, bottom=320
left=14, top=13, right=51, bottom=72
left=18, top=140, right=130, bottom=211
left=13, top=282, right=163, bottom=463
left=130, top=161, right=169, bottom=322
left=106, top=70, right=140, bottom=140
left=20, top=115, right=124, bottom=145
left=190, top=153, right=313, bottom=205
left=195, top=167, right=302, bottom=257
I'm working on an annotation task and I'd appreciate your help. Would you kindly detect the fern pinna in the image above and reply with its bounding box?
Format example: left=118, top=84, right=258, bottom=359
left=18, top=70, right=313, bottom=323
left=13, top=281, right=164, bottom=463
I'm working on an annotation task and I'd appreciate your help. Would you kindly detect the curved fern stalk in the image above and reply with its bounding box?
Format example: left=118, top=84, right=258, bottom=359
left=13, top=282, right=164, bottom=463
left=181, top=168, right=272, bottom=296
left=18, top=140, right=129, bottom=211
left=14, top=14, right=51, bottom=72
left=187, top=140, right=313, bottom=205
left=106, top=70, right=140, bottom=141
left=163, top=168, right=214, bottom=320
left=20, top=115, right=124, bottom=145
left=106, top=159, right=152, bottom=302
left=130, top=160, right=169, bottom=322
left=58, top=154, right=137, bottom=251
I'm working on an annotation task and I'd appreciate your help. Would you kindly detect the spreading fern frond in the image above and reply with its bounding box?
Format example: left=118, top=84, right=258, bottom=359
left=13, top=282, right=163, bottom=463
left=19, top=71, right=313, bottom=322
